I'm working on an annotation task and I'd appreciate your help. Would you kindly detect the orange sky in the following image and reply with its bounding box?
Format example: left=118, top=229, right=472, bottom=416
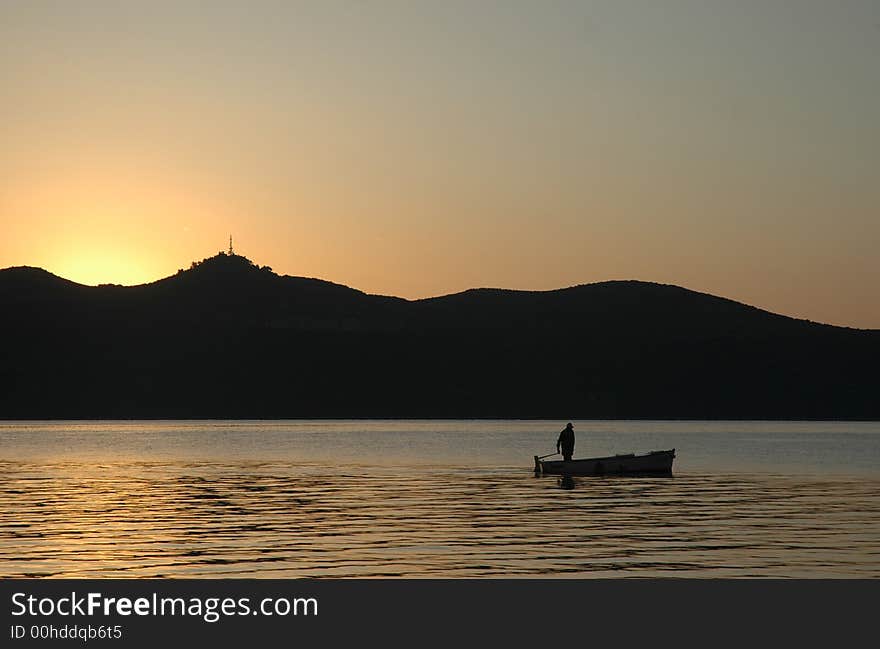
left=2, top=2, right=878, bottom=328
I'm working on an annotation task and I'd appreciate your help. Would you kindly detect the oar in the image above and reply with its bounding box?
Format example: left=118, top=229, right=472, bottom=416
left=534, top=451, right=560, bottom=474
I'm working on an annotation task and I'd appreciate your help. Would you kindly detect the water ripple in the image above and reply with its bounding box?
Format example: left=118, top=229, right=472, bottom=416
left=0, top=461, right=877, bottom=578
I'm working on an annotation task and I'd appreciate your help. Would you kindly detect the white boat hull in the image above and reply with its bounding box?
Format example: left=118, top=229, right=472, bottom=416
left=535, top=449, right=675, bottom=476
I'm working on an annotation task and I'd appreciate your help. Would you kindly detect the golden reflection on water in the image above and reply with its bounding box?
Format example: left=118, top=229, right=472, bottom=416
left=1, top=461, right=878, bottom=578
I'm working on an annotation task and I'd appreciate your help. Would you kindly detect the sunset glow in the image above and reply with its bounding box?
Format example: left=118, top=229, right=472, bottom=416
left=2, top=1, right=878, bottom=327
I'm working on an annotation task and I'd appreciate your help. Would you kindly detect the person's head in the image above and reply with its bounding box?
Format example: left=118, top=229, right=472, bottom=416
left=566, top=422, right=573, bottom=430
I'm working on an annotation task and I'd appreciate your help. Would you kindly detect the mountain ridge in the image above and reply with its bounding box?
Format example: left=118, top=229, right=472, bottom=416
left=0, top=253, right=868, bottom=332
left=1, top=253, right=877, bottom=419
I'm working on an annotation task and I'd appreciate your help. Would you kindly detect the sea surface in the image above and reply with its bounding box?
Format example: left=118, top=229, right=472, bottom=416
left=1, top=420, right=878, bottom=578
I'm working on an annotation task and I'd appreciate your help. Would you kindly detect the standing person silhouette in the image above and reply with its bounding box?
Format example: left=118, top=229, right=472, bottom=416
left=557, top=422, right=575, bottom=461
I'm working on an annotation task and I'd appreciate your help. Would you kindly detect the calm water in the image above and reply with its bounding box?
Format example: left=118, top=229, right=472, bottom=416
left=1, top=420, right=878, bottom=578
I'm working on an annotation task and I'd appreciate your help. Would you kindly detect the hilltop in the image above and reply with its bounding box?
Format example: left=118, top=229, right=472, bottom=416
left=1, top=253, right=877, bottom=419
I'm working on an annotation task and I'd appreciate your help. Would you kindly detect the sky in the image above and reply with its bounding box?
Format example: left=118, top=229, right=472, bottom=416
left=2, top=1, right=878, bottom=328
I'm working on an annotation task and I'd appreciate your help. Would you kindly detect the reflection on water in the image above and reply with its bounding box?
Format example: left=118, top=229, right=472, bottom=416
left=1, top=460, right=877, bottom=578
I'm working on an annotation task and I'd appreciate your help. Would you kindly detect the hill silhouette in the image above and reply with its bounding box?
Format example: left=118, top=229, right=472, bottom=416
left=1, top=252, right=878, bottom=419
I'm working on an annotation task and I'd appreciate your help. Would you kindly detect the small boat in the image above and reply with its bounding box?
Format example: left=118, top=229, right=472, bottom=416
left=534, top=449, right=675, bottom=476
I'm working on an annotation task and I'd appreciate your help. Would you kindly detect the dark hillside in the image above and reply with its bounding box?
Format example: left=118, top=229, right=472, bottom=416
left=1, top=254, right=877, bottom=419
